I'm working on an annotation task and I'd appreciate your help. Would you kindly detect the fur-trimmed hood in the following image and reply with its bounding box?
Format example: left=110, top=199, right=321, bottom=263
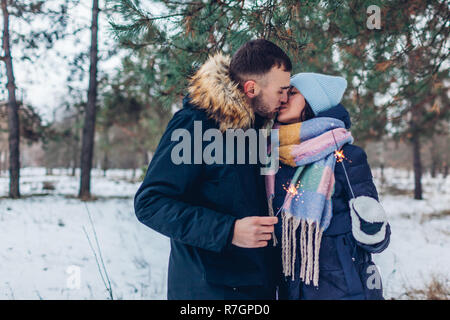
left=187, top=53, right=257, bottom=132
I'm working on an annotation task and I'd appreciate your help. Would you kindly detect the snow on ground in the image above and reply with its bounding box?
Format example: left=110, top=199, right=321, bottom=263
left=0, top=167, right=449, bottom=299
left=0, top=168, right=170, bottom=299
left=371, top=168, right=450, bottom=299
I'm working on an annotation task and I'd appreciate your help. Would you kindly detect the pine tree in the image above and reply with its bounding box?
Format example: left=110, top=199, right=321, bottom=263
left=107, top=0, right=449, bottom=199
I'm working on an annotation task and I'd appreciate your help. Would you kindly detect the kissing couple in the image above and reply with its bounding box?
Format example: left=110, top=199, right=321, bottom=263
left=135, top=39, right=390, bottom=300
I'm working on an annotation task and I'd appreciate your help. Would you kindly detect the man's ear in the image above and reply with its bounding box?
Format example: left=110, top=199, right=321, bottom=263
left=243, top=80, right=260, bottom=98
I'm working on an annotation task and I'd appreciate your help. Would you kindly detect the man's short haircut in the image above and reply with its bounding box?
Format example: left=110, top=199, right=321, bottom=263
left=229, top=39, right=292, bottom=86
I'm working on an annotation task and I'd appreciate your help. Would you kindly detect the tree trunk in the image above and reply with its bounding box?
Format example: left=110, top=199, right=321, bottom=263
left=72, top=113, right=80, bottom=177
left=430, top=161, right=437, bottom=178
left=71, top=136, right=78, bottom=177
left=1, top=0, right=20, bottom=198
left=430, top=137, right=440, bottom=179
left=102, top=151, right=108, bottom=177
left=101, top=128, right=110, bottom=177
left=71, top=157, right=77, bottom=176
left=443, top=162, right=448, bottom=178
left=78, top=0, right=99, bottom=199
left=411, top=131, right=423, bottom=200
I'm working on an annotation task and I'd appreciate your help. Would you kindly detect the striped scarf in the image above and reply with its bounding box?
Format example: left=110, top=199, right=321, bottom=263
left=265, top=117, right=353, bottom=287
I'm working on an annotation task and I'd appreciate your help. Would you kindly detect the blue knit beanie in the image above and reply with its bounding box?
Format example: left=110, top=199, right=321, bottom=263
left=290, top=72, right=347, bottom=115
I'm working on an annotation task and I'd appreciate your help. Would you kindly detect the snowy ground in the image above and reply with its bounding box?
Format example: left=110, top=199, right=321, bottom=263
left=0, top=167, right=449, bottom=299
left=0, top=168, right=170, bottom=300
left=371, top=168, right=450, bottom=299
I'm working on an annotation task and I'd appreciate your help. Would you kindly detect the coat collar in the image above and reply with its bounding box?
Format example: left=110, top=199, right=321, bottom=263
left=316, top=103, right=352, bottom=129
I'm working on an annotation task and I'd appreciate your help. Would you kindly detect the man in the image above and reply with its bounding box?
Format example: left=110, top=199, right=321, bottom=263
left=134, top=39, right=292, bottom=299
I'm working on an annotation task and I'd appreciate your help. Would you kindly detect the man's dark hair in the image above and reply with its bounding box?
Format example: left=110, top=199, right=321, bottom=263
left=229, top=39, right=292, bottom=86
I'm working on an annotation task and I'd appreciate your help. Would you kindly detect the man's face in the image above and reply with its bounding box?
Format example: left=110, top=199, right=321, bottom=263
left=250, top=66, right=291, bottom=119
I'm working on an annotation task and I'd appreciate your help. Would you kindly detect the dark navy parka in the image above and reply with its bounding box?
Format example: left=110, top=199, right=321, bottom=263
left=134, top=96, right=278, bottom=299
left=273, top=104, right=391, bottom=300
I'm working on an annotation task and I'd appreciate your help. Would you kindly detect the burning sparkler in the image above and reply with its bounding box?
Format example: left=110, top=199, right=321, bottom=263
left=275, top=180, right=303, bottom=216
left=334, top=149, right=346, bottom=162
left=284, top=183, right=299, bottom=197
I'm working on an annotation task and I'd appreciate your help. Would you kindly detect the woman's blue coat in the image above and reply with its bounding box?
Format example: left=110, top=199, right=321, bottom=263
left=273, top=104, right=391, bottom=300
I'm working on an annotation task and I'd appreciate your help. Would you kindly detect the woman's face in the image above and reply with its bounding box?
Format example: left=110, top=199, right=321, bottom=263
left=276, top=86, right=306, bottom=124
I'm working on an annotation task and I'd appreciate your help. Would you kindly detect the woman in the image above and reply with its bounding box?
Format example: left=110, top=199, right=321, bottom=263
left=266, top=73, right=391, bottom=300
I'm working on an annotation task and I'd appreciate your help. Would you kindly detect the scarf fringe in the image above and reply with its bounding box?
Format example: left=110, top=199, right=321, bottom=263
left=282, top=211, right=323, bottom=287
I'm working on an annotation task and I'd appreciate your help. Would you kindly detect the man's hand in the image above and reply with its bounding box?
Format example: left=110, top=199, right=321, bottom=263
left=231, top=216, right=278, bottom=248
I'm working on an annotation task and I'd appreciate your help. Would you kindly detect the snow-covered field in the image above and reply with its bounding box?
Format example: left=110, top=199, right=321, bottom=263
left=0, top=167, right=449, bottom=299
left=371, top=168, right=450, bottom=299
left=0, top=168, right=170, bottom=300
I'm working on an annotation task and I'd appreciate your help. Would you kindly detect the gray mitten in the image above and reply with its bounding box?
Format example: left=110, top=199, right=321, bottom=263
left=349, top=196, right=388, bottom=245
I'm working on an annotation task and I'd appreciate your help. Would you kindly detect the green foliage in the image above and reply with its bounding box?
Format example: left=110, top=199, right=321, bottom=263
left=105, top=0, right=449, bottom=148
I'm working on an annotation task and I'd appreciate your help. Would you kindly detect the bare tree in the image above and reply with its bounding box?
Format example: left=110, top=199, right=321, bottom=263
left=1, top=0, right=20, bottom=198
left=1, top=0, right=73, bottom=198
left=79, top=0, right=99, bottom=199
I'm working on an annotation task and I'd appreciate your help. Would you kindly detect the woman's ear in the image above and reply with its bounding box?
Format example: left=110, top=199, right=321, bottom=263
left=243, top=80, right=260, bottom=98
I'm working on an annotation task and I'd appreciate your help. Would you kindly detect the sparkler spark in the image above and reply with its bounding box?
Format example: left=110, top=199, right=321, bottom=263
left=285, top=184, right=298, bottom=196
left=275, top=180, right=304, bottom=217
left=334, top=149, right=346, bottom=163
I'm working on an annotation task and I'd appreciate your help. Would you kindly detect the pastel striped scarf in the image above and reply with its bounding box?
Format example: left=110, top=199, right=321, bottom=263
left=265, top=117, right=353, bottom=286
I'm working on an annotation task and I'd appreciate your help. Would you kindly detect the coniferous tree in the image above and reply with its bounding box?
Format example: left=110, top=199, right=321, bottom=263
left=107, top=0, right=449, bottom=199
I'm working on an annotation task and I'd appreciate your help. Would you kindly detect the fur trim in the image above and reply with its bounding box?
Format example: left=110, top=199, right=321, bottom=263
left=187, top=53, right=256, bottom=132
left=350, top=196, right=388, bottom=245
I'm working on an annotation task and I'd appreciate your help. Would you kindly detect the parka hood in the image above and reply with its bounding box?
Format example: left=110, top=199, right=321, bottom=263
left=187, top=53, right=257, bottom=132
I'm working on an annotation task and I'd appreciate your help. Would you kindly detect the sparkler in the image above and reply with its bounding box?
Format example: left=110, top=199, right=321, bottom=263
left=334, top=149, right=346, bottom=163
left=331, top=129, right=348, bottom=163
left=331, top=129, right=356, bottom=198
left=275, top=180, right=303, bottom=216
left=284, top=183, right=299, bottom=197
